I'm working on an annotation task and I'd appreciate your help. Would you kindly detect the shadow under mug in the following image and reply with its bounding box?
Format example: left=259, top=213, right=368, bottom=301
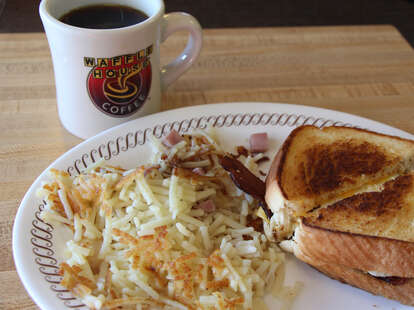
left=40, top=0, right=202, bottom=139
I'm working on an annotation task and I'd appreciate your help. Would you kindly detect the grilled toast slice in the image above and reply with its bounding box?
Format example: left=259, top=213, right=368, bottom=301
left=266, top=126, right=414, bottom=217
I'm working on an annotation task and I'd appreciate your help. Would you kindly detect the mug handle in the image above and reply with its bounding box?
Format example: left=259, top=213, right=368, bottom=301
left=160, top=12, right=202, bottom=90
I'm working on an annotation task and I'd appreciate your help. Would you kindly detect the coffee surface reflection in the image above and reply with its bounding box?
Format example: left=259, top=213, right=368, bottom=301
left=59, top=4, right=149, bottom=29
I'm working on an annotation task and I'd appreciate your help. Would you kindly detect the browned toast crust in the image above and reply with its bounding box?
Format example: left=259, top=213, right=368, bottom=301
left=265, top=125, right=297, bottom=200
left=295, top=221, right=414, bottom=278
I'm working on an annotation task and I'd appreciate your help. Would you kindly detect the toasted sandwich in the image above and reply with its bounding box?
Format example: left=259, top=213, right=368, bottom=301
left=265, top=125, right=414, bottom=305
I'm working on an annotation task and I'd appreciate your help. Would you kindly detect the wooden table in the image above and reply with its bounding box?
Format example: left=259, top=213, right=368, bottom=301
left=1, top=25, right=413, bottom=309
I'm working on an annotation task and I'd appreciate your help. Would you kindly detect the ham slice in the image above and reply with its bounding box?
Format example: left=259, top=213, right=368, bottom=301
left=249, top=133, right=268, bottom=153
left=163, top=130, right=184, bottom=147
left=198, top=199, right=216, bottom=213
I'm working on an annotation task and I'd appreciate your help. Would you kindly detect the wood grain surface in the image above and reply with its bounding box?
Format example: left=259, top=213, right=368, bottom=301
left=1, top=25, right=414, bottom=309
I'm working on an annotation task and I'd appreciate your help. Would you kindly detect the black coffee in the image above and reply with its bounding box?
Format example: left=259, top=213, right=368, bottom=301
left=59, top=4, right=149, bottom=29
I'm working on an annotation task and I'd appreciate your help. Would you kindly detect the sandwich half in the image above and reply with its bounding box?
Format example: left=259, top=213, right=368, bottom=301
left=265, top=125, right=414, bottom=305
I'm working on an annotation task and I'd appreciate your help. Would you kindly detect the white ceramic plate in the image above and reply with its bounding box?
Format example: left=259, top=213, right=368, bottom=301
left=13, top=102, right=414, bottom=310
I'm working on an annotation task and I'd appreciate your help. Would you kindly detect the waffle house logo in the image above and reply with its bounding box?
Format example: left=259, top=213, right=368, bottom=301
left=84, top=45, right=152, bottom=117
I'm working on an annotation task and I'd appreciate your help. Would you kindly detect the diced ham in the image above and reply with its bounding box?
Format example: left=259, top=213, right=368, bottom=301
left=249, top=132, right=268, bottom=153
left=192, top=167, right=205, bottom=175
left=198, top=199, right=216, bottom=213
left=163, top=130, right=184, bottom=147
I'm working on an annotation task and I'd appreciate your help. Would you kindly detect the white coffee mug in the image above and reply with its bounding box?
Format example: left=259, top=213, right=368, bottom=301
left=39, top=0, right=202, bottom=139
